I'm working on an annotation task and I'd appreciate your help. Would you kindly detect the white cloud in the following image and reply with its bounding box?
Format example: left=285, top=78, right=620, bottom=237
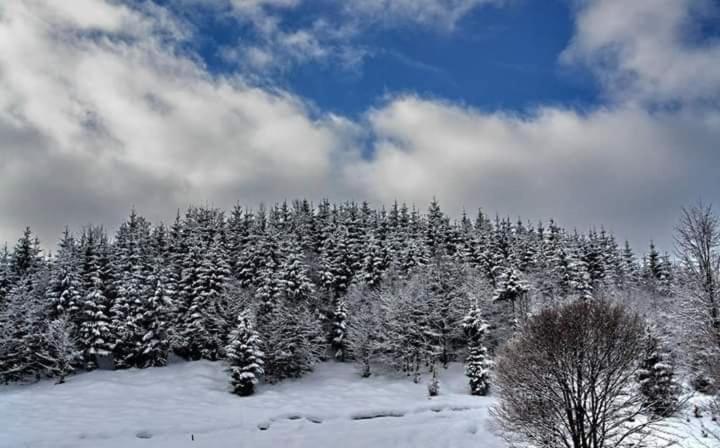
left=0, top=0, right=361, bottom=244
left=562, top=0, right=720, bottom=105
left=1, top=0, right=720, bottom=252
left=350, top=96, right=720, bottom=247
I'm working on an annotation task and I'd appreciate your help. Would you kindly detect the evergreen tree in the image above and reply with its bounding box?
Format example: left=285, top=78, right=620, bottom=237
left=138, top=268, right=173, bottom=367
left=111, top=211, right=153, bottom=368
left=11, top=227, right=42, bottom=281
left=178, top=234, right=230, bottom=360
left=425, top=198, right=448, bottom=259
left=382, top=279, right=437, bottom=382
left=582, top=232, right=606, bottom=290
left=0, top=270, right=79, bottom=383
left=330, top=299, right=348, bottom=361
left=78, top=260, right=113, bottom=370
left=0, top=278, right=41, bottom=382
left=359, top=233, right=389, bottom=288
left=276, top=237, right=314, bottom=303
left=657, top=253, right=674, bottom=296
left=226, top=312, right=264, bottom=396
left=637, top=325, right=680, bottom=417
left=493, top=267, right=530, bottom=324
left=645, top=241, right=662, bottom=282
left=426, top=258, right=469, bottom=366
left=236, top=219, right=278, bottom=290
left=462, top=305, right=492, bottom=396
left=47, top=228, right=82, bottom=320
left=622, top=241, right=638, bottom=282
left=318, top=226, right=354, bottom=297
left=0, top=199, right=681, bottom=386
left=0, top=244, right=12, bottom=308
left=261, top=301, right=323, bottom=382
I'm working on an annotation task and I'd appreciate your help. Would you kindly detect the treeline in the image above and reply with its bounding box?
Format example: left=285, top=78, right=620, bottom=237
left=0, top=199, right=674, bottom=390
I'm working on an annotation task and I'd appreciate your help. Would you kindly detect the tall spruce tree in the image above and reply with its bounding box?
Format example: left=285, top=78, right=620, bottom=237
left=462, top=304, right=492, bottom=396
left=637, top=325, right=680, bottom=417
left=330, top=299, right=348, bottom=361
left=226, top=312, right=264, bottom=396
left=47, top=228, right=82, bottom=321
left=77, top=227, right=113, bottom=370
left=138, top=268, right=173, bottom=368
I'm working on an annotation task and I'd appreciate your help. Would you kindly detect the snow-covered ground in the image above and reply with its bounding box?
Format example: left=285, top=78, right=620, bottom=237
left=1, top=361, right=504, bottom=448
left=3, top=360, right=720, bottom=448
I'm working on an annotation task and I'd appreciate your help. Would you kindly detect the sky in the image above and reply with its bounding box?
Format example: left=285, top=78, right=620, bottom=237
left=1, top=0, right=720, bottom=253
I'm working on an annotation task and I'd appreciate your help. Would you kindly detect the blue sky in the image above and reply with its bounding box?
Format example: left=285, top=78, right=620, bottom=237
left=0, top=0, right=719, bottom=251
left=158, top=0, right=600, bottom=118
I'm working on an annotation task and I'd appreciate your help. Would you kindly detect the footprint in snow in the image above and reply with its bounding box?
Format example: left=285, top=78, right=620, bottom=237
left=136, top=430, right=153, bottom=439
left=258, top=415, right=324, bottom=430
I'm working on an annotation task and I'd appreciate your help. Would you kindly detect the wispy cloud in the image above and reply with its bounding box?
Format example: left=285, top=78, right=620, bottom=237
left=195, top=0, right=501, bottom=74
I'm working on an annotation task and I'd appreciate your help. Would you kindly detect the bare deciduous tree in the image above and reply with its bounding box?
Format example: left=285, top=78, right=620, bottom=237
left=675, top=201, right=720, bottom=388
left=493, top=300, right=659, bottom=448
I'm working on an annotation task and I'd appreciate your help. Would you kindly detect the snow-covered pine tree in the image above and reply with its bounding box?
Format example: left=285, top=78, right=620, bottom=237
left=0, top=279, right=37, bottom=382
left=0, top=244, right=11, bottom=308
left=236, top=220, right=278, bottom=290
left=226, top=312, right=264, bottom=396
left=621, top=240, right=639, bottom=287
left=637, top=325, right=680, bottom=417
left=462, top=305, right=492, bottom=395
left=493, top=266, right=529, bottom=325
left=47, top=228, right=82, bottom=321
left=360, top=233, right=389, bottom=288
left=398, top=236, right=428, bottom=277
left=657, top=253, right=674, bottom=296
left=342, top=203, right=366, bottom=277
left=426, top=257, right=470, bottom=366
left=381, top=278, right=437, bottom=382
left=571, top=255, right=594, bottom=301
left=138, top=268, right=173, bottom=368
left=261, top=301, right=323, bottom=382
left=318, top=226, right=353, bottom=298
left=11, top=227, right=42, bottom=281
left=78, top=261, right=113, bottom=370
left=256, top=232, right=325, bottom=379
left=75, top=227, right=115, bottom=370
left=111, top=211, right=153, bottom=369
left=180, top=234, right=230, bottom=361
left=330, top=299, right=348, bottom=361
left=644, top=241, right=662, bottom=284
left=226, top=205, right=250, bottom=278
left=582, top=231, right=607, bottom=291
left=276, top=237, right=314, bottom=303
left=0, top=269, right=79, bottom=383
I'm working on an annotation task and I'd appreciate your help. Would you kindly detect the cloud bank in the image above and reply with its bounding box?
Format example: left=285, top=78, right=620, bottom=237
left=0, top=0, right=718, bottom=251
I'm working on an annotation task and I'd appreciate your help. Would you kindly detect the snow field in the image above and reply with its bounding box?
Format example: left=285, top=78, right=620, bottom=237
left=1, top=361, right=504, bottom=448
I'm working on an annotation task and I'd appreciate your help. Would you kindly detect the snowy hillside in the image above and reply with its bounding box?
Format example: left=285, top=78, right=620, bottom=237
left=1, top=362, right=504, bottom=448
left=3, top=360, right=720, bottom=448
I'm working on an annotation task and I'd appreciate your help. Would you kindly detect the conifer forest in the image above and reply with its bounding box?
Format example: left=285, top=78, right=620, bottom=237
left=4, top=199, right=720, bottom=448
